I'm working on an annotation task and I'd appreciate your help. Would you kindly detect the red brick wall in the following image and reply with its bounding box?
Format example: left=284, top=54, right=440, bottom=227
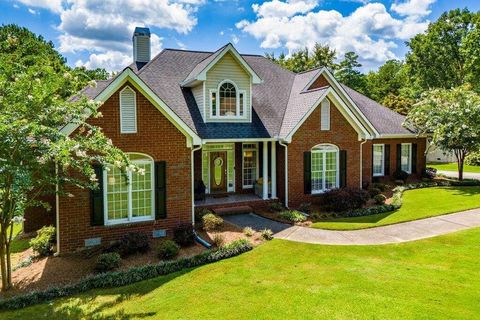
left=58, top=82, right=192, bottom=253
left=287, top=98, right=362, bottom=207
left=24, top=195, right=56, bottom=233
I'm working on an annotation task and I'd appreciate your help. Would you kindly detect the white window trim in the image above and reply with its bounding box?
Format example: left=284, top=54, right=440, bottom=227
left=320, top=99, right=331, bottom=131
left=119, top=86, right=137, bottom=134
left=103, top=153, right=155, bottom=225
left=373, top=144, right=385, bottom=177
left=209, top=80, right=247, bottom=119
left=401, top=143, right=412, bottom=174
left=311, top=144, right=340, bottom=194
left=242, top=143, right=259, bottom=189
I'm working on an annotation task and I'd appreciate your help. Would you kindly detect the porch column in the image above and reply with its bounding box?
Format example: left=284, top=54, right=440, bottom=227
left=262, top=142, right=269, bottom=200
left=271, top=141, right=277, bottom=198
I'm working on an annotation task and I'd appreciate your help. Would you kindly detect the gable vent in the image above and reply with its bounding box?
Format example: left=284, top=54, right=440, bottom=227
left=320, top=99, right=330, bottom=131
left=120, top=86, right=137, bottom=133
left=133, top=27, right=151, bottom=64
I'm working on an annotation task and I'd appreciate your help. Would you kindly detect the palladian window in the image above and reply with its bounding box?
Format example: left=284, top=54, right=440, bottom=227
left=210, top=80, right=246, bottom=118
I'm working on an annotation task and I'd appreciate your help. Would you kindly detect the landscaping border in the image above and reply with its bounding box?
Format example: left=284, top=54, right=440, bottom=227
left=0, top=239, right=253, bottom=310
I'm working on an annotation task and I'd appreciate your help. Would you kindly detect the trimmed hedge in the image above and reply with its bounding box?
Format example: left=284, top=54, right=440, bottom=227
left=0, top=239, right=253, bottom=310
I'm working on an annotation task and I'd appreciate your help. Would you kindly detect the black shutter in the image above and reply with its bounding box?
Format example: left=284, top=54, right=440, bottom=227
left=304, top=152, right=311, bottom=194
left=340, top=150, right=347, bottom=188
left=384, top=144, right=390, bottom=176
left=396, top=144, right=402, bottom=171
left=90, top=164, right=104, bottom=226
left=155, top=161, right=167, bottom=219
left=411, top=144, right=418, bottom=174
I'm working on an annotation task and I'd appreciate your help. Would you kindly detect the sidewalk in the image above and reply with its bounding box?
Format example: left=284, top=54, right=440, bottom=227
left=437, top=170, right=480, bottom=180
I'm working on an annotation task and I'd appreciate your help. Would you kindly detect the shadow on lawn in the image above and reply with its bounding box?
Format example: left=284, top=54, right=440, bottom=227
left=447, top=185, right=480, bottom=196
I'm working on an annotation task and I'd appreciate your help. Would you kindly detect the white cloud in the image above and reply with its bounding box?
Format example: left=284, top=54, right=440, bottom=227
left=232, top=34, right=240, bottom=44
left=75, top=51, right=131, bottom=71
left=237, top=1, right=432, bottom=69
left=391, top=0, right=436, bottom=19
left=252, top=0, right=319, bottom=18
left=28, top=8, right=38, bottom=14
left=15, top=0, right=62, bottom=13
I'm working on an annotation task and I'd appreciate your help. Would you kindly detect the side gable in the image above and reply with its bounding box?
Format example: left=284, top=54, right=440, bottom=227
left=62, top=68, right=202, bottom=146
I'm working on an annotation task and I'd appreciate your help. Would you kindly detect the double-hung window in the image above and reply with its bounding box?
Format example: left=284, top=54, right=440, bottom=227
left=401, top=143, right=412, bottom=173
left=311, top=144, right=339, bottom=193
left=373, top=144, right=385, bottom=176
left=242, top=143, right=258, bottom=188
left=104, top=153, right=154, bottom=225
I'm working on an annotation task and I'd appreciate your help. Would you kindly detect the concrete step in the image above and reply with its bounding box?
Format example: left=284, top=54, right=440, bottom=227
left=214, top=205, right=254, bottom=216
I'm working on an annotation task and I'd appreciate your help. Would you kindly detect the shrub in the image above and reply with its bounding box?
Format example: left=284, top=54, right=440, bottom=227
left=260, top=229, right=273, bottom=240
left=157, top=240, right=180, bottom=260
left=30, top=226, right=55, bottom=257
left=393, top=169, right=409, bottom=181
left=373, top=194, right=387, bottom=205
left=173, top=223, right=195, bottom=247
left=212, top=233, right=225, bottom=247
left=194, top=207, right=212, bottom=222
left=202, top=213, right=224, bottom=231
left=422, top=167, right=437, bottom=179
left=95, top=253, right=121, bottom=273
left=321, top=187, right=369, bottom=212
left=298, top=202, right=311, bottom=214
left=270, top=202, right=283, bottom=211
left=0, top=240, right=253, bottom=310
left=243, top=227, right=255, bottom=237
left=371, top=183, right=388, bottom=192
left=279, top=210, right=306, bottom=223
left=465, top=152, right=480, bottom=166
left=116, top=232, right=150, bottom=257
left=368, top=187, right=381, bottom=198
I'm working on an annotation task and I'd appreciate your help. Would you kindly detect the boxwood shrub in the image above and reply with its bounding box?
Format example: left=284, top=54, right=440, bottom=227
left=0, top=239, right=253, bottom=310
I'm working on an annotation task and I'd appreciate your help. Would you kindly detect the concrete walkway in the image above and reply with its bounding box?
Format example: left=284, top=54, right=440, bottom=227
left=274, top=208, right=480, bottom=245
left=223, top=213, right=291, bottom=233
left=437, top=170, right=480, bottom=180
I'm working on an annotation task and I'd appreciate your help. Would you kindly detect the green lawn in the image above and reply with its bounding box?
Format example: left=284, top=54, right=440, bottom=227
left=2, top=229, right=480, bottom=319
left=312, top=186, right=480, bottom=230
left=428, top=162, right=480, bottom=173
left=10, top=223, right=30, bottom=254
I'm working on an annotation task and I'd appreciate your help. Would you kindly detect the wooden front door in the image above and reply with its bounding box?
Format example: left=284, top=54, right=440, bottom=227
left=210, top=151, right=227, bottom=193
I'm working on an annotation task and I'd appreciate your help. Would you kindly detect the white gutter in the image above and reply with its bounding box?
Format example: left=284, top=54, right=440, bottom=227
left=191, top=144, right=202, bottom=225
left=279, top=140, right=289, bottom=208
left=359, top=138, right=368, bottom=188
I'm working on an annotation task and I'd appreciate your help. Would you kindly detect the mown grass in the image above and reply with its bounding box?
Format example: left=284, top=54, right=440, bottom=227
left=428, top=162, right=480, bottom=173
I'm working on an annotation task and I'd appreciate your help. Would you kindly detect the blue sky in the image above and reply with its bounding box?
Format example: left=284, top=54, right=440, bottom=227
left=1, top=0, right=479, bottom=72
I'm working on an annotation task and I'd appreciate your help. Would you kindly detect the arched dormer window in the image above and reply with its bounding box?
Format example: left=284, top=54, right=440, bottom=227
left=210, top=80, right=246, bottom=118
left=311, top=144, right=339, bottom=193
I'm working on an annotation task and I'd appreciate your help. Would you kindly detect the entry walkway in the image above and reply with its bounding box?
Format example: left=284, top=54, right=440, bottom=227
left=274, top=209, right=480, bottom=245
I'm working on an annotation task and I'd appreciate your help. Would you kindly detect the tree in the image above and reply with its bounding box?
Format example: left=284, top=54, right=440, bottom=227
left=310, top=43, right=338, bottom=71
left=382, top=94, right=414, bottom=116
left=405, top=87, right=480, bottom=180
left=406, top=9, right=480, bottom=91
left=335, top=52, right=366, bottom=93
left=0, top=26, right=128, bottom=291
left=365, top=60, right=410, bottom=102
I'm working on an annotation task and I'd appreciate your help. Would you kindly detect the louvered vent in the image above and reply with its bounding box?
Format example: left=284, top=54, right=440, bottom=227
left=320, top=99, right=330, bottom=131
left=120, top=86, right=137, bottom=133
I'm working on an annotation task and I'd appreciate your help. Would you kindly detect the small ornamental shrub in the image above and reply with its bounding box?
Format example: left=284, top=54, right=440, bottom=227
left=173, top=223, right=195, bottom=247
left=243, top=227, right=255, bottom=237
left=371, top=183, right=388, bottom=192
left=116, top=232, right=150, bottom=257
left=157, top=240, right=180, bottom=260
left=95, top=253, right=121, bottom=273
left=270, top=201, right=283, bottom=212
left=30, top=226, right=55, bottom=257
left=422, top=167, right=437, bottom=179
left=260, top=229, right=273, bottom=240
left=202, top=213, right=224, bottom=231
left=368, top=187, right=381, bottom=198
left=393, top=169, right=409, bottom=181
left=298, top=202, right=311, bottom=214
left=279, top=210, right=306, bottom=223
left=465, top=152, right=480, bottom=166
left=373, top=194, right=387, bottom=205
left=195, top=208, right=212, bottom=222
left=322, top=188, right=369, bottom=212
left=212, top=233, right=225, bottom=247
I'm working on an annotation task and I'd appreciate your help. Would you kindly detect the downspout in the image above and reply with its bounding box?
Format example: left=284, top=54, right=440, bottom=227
left=191, top=143, right=202, bottom=225
left=279, top=140, right=289, bottom=208
left=54, top=163, right=60, bottom=256
left=359, top=137, right=368, bottom=189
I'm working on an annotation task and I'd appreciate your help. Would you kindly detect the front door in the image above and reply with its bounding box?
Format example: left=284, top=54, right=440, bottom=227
left=210, top=151, right=227, bottom=193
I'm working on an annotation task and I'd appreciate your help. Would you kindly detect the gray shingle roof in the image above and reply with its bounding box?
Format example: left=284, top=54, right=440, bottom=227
left=78, top=47, right=413, bottom=139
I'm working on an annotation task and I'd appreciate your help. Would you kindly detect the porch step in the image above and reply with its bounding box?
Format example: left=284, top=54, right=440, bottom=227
left=213, top=205, right=254, bottom=216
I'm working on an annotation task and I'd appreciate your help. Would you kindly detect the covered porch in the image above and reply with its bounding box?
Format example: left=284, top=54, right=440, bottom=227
left=193, top=140, right=284, bottom=208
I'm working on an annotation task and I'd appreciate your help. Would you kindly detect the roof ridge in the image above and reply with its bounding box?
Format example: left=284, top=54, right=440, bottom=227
left=278, top=70, right=298, bottom=134
left=295, top=66, right=324, bottom=75
left=138, top=48, right=169, bottom=75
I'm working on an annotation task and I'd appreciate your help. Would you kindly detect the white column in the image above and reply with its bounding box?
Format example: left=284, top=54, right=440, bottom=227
left=262, top=141, right=269, bottom=200
left=271, top=141, right=277, bottom=198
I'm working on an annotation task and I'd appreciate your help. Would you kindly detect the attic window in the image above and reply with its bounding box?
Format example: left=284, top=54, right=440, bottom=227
left=210, top=80, right=246, bottom=118
left=120, top=86, right=137, bottom=133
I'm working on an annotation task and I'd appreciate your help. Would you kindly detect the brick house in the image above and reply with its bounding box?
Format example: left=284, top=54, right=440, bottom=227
left=27, top=27, right=426, bottom=253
